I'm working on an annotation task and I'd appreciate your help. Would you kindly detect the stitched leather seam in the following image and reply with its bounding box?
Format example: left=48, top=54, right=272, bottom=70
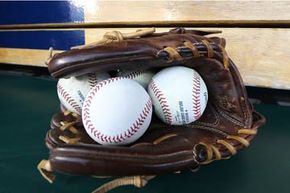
left=193, top=71, right=202, bottom=120
left=149, top=80, right=172, bottom=124
left=215, top=106, right=244, bottom=127
left=191, top=125, right=228, bottom=137
left=83, top=77, right=152, bottom=143
left=57, top=84, right=81, bottom=113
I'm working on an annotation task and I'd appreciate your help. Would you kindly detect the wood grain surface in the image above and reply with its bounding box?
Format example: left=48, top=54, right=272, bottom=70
left=83, top=1, right=290, bottom=23
left=0, top=48, right=62, bottom=67
left=1, top=1, right=290, bottom=29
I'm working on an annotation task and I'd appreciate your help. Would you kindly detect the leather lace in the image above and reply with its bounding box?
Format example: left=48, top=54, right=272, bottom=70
left=161, top=39, right=230, bottom=69
left=196, top=128, right=257, bottom=164
left=71, top=28, right=156, bottom=49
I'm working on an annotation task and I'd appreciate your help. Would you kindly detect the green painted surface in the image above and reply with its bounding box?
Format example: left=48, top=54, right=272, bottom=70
left=0, top=73, right=289, bottom=193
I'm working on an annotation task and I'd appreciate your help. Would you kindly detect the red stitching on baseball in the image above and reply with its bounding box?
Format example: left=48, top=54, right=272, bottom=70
left=123, top=70, right=144, bottom=79
left=57, top=83, right=81, bottom=113
left=149, top=80, right=172, bottom=124
left=83, top=77, right=152, bottom=144
left=193, top=71, right=202, bottom=120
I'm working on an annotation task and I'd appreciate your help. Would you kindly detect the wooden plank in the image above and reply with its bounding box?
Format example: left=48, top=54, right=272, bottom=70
left=1, top=1, right=290, bottom=30
left=83, top=1, right=290, bottom=23
left=1, top=27, right=290, bottom=90
left=217, top=28, right=290, bottom=90
left=0, top=48, right=62, bottom=67
left=2, top=20, right=290, bottom=30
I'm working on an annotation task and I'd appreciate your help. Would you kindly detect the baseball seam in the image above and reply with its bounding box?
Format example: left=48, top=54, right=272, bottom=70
left=123, top=70, right=144, bottom=79
left=88, top=73, right=98, bottom=89
left=193, top=72, right=202, bottom=120
left=57, top=84, right=82, bottom=113
left=83, top=77, right=152, bottom=144
left=149, top=80, right=172, bottom=124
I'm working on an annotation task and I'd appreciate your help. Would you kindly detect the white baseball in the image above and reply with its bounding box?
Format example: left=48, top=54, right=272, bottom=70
left=148, top=66, right=208, bottom=125
left=82, top=78, right=153, bottom=145
left=57, top=72, right=110, bottom=114
left=117, top=70, right=155, bottom=88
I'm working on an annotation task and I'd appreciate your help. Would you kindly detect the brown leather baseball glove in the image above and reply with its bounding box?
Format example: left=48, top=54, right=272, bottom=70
left=38, top=28, right=265, bottom=193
